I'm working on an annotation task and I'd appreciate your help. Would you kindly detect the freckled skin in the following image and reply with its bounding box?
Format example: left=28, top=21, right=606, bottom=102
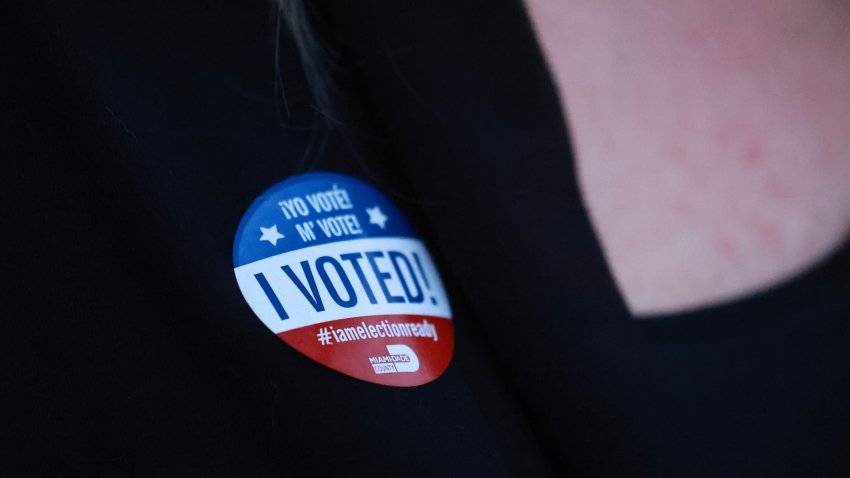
left=742, top=140, right=765, bottom=165
left=751, top=219, right=782, bottom=251
left=715, top=237, right=738, bottom=261
left=525, top=0, right=850, bottom=316
left=764, top=173, right=792, bottom=201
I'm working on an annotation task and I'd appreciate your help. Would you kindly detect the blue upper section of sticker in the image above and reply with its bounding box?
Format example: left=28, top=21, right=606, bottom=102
left=233, top=172, right=416, bottom=267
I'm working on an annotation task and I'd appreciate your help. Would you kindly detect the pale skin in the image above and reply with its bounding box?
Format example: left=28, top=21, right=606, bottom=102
left=523, top=0, right=850, bottom=316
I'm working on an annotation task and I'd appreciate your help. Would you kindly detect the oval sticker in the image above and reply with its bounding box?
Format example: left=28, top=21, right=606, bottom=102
left=233, top=172, right=453, bottom=386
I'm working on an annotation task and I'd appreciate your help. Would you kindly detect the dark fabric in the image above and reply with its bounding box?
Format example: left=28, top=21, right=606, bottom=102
left=3, top=1, right=848, bottom=476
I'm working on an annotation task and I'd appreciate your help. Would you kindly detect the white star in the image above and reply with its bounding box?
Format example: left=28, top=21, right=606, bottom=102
left=366, top=205, right=389, bottom=229
left=259, top=225, right=285, bottom=246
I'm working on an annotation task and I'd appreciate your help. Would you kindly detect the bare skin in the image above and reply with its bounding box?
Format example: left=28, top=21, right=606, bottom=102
left=524, top=0, right=850, bottom=316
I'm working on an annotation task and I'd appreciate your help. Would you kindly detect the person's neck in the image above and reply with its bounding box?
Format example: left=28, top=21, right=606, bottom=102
left=525, top=0, right=850, bottom=316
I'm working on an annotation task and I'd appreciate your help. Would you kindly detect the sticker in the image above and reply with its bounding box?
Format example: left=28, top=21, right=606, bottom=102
left=233, top=172, right=453, bottom=386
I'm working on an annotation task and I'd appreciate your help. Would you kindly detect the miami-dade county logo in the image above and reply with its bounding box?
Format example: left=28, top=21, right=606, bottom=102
left=233, top=172, right=454, bottom=387
left=369, top=344, right=419, bottom=374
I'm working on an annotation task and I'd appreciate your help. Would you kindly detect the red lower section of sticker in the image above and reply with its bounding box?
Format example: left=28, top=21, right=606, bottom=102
left=280, top=315, right=454, bottom=387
